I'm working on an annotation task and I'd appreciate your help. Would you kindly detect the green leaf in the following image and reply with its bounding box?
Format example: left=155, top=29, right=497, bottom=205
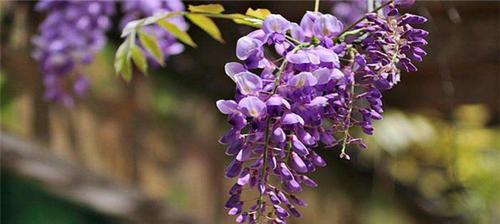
left=138, top=32, right=164, bottom=65
left=230, top=13, right=263, bottom=28
left=245, top=8, right=271, bottom=19
left=114, top=38, right=133, bottom=81
left=186, top=14, right=224, bottom=43
left=188, top=4, right=224, bottom=14
left=157, top=20, right=197, bottom=47
left=121, top=59, right=133, bottom=82
left=121, top=20, right=141, bottom=37
left=130, top=45, right=148, bottom=75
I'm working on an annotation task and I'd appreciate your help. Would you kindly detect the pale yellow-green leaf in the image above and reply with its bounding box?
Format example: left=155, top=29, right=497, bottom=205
left=230, top=13, right=263, bottom=28
left=245, top=8, right=271, bottom=19
left=157, top=19, right=197, bottom=47
left=188, top=4, right=224, bottom=14
left=186, top=14, right=224, bottom=43
left=114, top=38, right=133, bottom=81
left=121, top=59, right=133, bottom=82
left=138, top=32, right=164, bottom=65
left=121, top=20, right=141, bottom=37
left=130, top=45, right=148, bottom=75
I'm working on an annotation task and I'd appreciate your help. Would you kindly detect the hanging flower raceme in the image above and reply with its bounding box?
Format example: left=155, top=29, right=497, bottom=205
left=33, top=0, right=188, bottom=106
left=217, top=1, right=426, bottom=223
left=32, top=0, right=115, bottom=106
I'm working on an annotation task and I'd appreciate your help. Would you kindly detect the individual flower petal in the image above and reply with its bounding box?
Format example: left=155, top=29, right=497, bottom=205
left=236, top=146, right=252, bottom=161
left=309, top=96, right=329, bottom=107
left=278, top=162, right=294, bottom=180
left=273, top=205, right=290, bottom=219
left=287, top=72, right=318, bottom=88
left=266, top=95, right=291, bottom=109
left=237, top=169, right=251, bottom=185
left=225, top=159, right=242, bottom=178
left=268, top=191, right=281, bottom=205
left=313, top=67, right=332, bottom=85
left=238, top=96, right=267, bottom=118
left=225, top=62, right=246, bottom=82
left=273, top=127, right=286, bottom=143
left=291, top=135, right=309, bottom=156
left=290, top=23, right=305, bottom=42
left=314, top=46, right=339, bottom=64
left=313, top=14, right=343, bottom=38
left=281, top=113, right=305, bottom=126
left=228, top=205, right=242, bottom=216
left=290, top=195, right=307, bottom=206
left=263, top=14, right=291, bottom=34
left=236, top=36, right=262, bottom=60
left=226, top=137, right=243, bottom=156
left=299, top=11, right=320, bottom=37
left=290, top=152, right=308, bottom=174
left=234, top=71, right=263, bottom=95
left=235, top=213, right=247, bottom=223
left=286, top=179, right=302, bottom=192
left=301, top=175, right=318, bottom=187
left=310, top=152, right=326, bottom=167
left=331, top=68, right=344, bottom=80
left=216, top=100, right=239, bottom=114
left=288, top=205, right=302, bottom=217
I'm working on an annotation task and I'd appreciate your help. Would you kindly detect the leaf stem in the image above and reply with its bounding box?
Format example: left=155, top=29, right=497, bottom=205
left=122, top=11, right=264, bottom=38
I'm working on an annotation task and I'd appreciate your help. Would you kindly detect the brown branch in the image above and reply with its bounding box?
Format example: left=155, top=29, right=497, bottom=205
left=0, top=132, right=199, bottom=224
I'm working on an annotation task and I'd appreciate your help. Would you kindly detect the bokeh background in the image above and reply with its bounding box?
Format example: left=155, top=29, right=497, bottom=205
left=1, top=1, right=499, bottom=224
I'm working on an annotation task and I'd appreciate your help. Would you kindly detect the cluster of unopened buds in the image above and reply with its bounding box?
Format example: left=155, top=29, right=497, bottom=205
left=217, top=0, right=427, bottom=223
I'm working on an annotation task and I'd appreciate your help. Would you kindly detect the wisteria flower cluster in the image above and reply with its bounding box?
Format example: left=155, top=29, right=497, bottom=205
left=32, top=0, right=115, bottom=106
left=33, top=0, right=187, bottom=105
left=217, top=1, right=427, bottom=223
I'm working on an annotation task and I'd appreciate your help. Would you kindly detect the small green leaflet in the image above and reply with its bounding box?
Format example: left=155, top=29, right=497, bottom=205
left=188, top=4, right=224, bottom=14
left=157, top=19, right=197, bottom=47
left=245, top=8, right=271, bottom=19
left=114, top=37, right=133, bottom=81
left=130, top=45, right=148, bottom=75
left=186, top=14, right=224, bottom=43
left=231, top=8, right=270, bottom=28
left=138, top=32, right=164, bottom=65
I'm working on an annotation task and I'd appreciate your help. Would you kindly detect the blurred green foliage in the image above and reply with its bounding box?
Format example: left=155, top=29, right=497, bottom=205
left=1, top=170, right=120, bottom=224
left=362, top=105, right=500, bottom=223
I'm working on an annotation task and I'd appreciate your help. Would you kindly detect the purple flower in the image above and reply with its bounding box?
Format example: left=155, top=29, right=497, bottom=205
left=262, top=14, right=291, bottom=44
left=217, top=4, right=427, bottom=223
left=287, top=72, right=318, bottom=88
left=236, top=36, right=263, bottom=60
left=33, top=0, right=115, bottom=105
left=238, top=96, right=267, bottom=118
left=234, top=71, right=263, bottom=95
left=312, top=14, right=343, bottom=38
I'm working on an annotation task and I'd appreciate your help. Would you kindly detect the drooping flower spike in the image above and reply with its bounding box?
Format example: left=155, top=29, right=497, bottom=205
left=33, top=0, right=188, bottom=106
left=217, top=1, right=427, bottom=223
left=32, top=0, right=115, bottom=106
